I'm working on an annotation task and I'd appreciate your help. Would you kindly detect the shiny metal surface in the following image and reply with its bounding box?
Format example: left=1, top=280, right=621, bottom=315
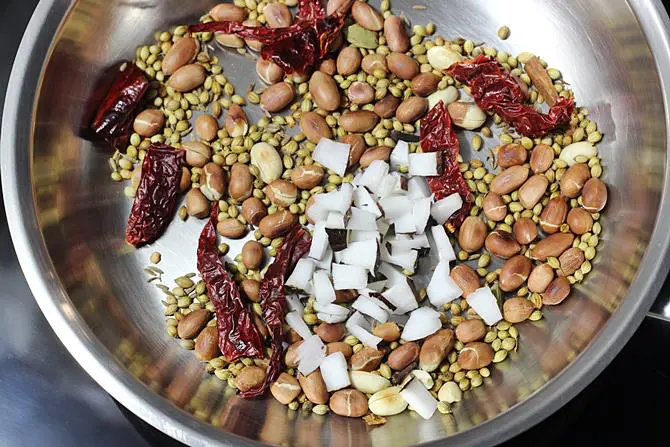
left=3, top=0, right=670, bottom=445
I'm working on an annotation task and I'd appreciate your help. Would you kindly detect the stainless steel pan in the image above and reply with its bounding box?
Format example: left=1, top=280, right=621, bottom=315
left=4, top=0, right=670, bottom=445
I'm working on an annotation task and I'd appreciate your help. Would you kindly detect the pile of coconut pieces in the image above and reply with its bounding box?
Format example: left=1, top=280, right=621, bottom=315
left=283, top=138, right=503, bottom=419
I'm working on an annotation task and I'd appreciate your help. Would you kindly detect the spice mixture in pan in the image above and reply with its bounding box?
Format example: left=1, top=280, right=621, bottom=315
left=97, top=0, right=607, bottom=422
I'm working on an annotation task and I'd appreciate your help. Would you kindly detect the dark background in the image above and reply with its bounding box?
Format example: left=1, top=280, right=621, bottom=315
left=0, top=1, right=668, bottom=446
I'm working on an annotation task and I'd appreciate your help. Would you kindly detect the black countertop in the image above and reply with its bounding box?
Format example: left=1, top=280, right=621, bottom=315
left=0, top=2, right=668, bottom=446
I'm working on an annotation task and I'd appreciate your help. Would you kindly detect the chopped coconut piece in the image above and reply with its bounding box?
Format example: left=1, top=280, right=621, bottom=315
left=408, top=176, right=432, bottom=200
left=353, top=186, right=382, bottom=217
left=358, top=160, right=389, bottom=193
left=286, top=258, right=316, bottom=292
left=431, top=193, right=463, bottom=225
left=313, top=138, right=350, bottom=176
left=378, top=262, right=407, bottom=286
left=376, top=173, right=404, bottom=199
left=338, top=239, right=378, bottom=271
left=309, top=222, right=329, bottom=260
left=466, top=286, right=503, bottom=326
left=409, top=152, right=439, bottom=176
left=380, top=244, right=418, bottom=273
left=390, top=140, right=410, bottom=169
left=401, top=307, right=442, bottom=341
left=314, top=183, right=354, bottom=215
left=325, top=212, right=346, bottom=229
left=431, top=225, right=456, bottom=262
left=377, top=219, right=391, bottom=237
left=352, top=295, right=389, bottom=323
left=400, top=379, right=437, bottom=420
left=317, top=312, right=348, bottom=323
left=382, top=279, right=418, bottom=314
left=285, top=294, right=305, bottom=315
left=296, top=334, right=326, bottom=375
left=365, top=280, right=387, bottom=292
left=413, top=196, right=433, bottom=234
left=387, top=234, right=430, bottom=253
left=332, top=264, right=368, bottom=290
left=313, top=270, right=336, bottom=303
left=286, top=311, right=312, bottom=340
left=380, top=196, right=412, bottom=220
left=348, top=230, right=380, bottom=243
left=313, top=302, right=350, bottom=316
left=347, top=207, right=378, bottom=231
left=427, top=260, right=463, bottom=307
left=346, top=313, right=382, bottom=349
left=306, top=200, right=329, bottom=223
left=313, top=245, right=333, bottom=272
left=320, top=352, right=351, bottom=391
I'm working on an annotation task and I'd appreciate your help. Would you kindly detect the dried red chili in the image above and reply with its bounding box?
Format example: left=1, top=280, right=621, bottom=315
left=197, top=207, right=264, bottom=362
left=447, top=55, right=574, bottom=138
left=239, top=225, right=312, bottom=398
left=126, top=144, right=185, bottom=246
left=420, top=101, right=472, bottom=228
left=189, top=0, right=343, bottom=74
left=88, top=62, right=148, bottom=149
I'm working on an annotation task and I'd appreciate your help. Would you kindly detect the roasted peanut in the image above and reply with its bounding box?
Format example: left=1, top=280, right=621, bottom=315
left=327, top=0, right=355, bottom=16
left=497, top=143, right=527, bottom=168
left=567, top=207, right=593, bottom=235
left=241, top=279, right=261, bottom=302
left=559, top=163, right=591, bottom=198
left=339, top=110, right=380, bottom=132
left=315, top=323, right=346, bottom=343
left=396, top=96, right=428, bottom=123
left=529, top=144, right=554, bottom=173
left=309, top=71, right=341, bottom=111
left=201, top=162, right=226, bottom=201
left=177, top=308, right=209, bottom=339
left=210, top=3, right=247, bottom=21
left=483, top=193, right=507, bottom=222
left=503, top=297, right=535, bottom=323
left=531, top=233, right=575, bottom=261
left=260, top=82, right=295, bottom=112
left=161, top=36, right=198, bottom=75
left=242, top=197, right=267, bottom=226
left=458, top=216, right=487, bottom=253
left=528, top=264, right=555, bottom=293
left=236, top=365, right=266, bottom=392
left=337, top=46, right=363, bottom=76
left=384, top=15, right=410, bottom=53
left=182, top=141, right=211, bottom=168
left=581, top=178, right=607, bottom=212
left=558, top=247, right=585, bottom=276
left=457, top=342, right=494, bottom=370
left=347, top=81, right=375, bottom=104
left=360, top=146, right=391, bottom=168
left=513, top=217, right=538, bottom=245
left=229, top=163, right=253, bottom=201
left=265, top=179, right=298, bottom=208
left=300, top=111, right=332, bottom=143
left=447, top=101, right=486, bottom=130
left=194, top=326, right=220, bottom=361
left=194, top=114, right=218, bottom=142
left=271, top=372, right=302, bottom=405
left=133, top=109, right=165, bottom=137
left=319, top=58, right=337, bottom=76
left=259, top=210, right=297, bottom=238
left=372, top=322, right=401, bottom=341
left=242, top=240, right=264, bottom=270
left=542, top=277, right=571, bottom=305
left=256, top=57, right=284, bottom=85
left=263, top=2, right=292, bottom=28
left=185, top=188, right=210, bottom=218
left=224, top=104, right=249, bottom=138
left=167, top=63, right=206, bottom=92
left=374, top=94, right=402, bottom=118
left=351, top=0, right=384, bottom=31
left=386, top=52, right=420, bottom=80
left=299, top=370, right=329, bottom=404
left=330, top=389, right=368, bottom=417
left=250, top=142, right=283, bottom=184
left=217, top=218, right=247, bottom=239
left=326, top=342, right=354, bottom=358
left=485, top=229, right=521, bottom=259
left=351, top=347, right=385, bottom=371
left=362, top=54, right=388, bottom=74
left=387, top=342, right=419, bottom=370
left=291, top=165, right=325, bottom=189
left=410, top=72, right=440, bottom=97
left=341, top=134, right=367, bottom=168
left=419, top=329, right=454, bottom=372
left=179, top=167, right=191, bottom=193
left=539, top=197, right=568, bottom=234
left=490, top=165, right=530, bottom=195
left=455, top=320, right=486, bottom=343
left=450, top=264, right=479, bottom=296
left=284, top=341, right=303, bottom=368
left=499, top=255, right=532, bottom=292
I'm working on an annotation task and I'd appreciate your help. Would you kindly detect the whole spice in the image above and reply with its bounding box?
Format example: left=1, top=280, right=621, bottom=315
left=448, top=56, right=574, bottom=137
left=87, top=62, right=148, bottom=149
left=190, top=0, right=345, bottom=75
left=420, top=101, right=472, bottom=228
left=197, top=207, right=264, bottom=362
left=239, top=226, right=312, bottom=398
left=126, top=144, right=185, bottom=246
